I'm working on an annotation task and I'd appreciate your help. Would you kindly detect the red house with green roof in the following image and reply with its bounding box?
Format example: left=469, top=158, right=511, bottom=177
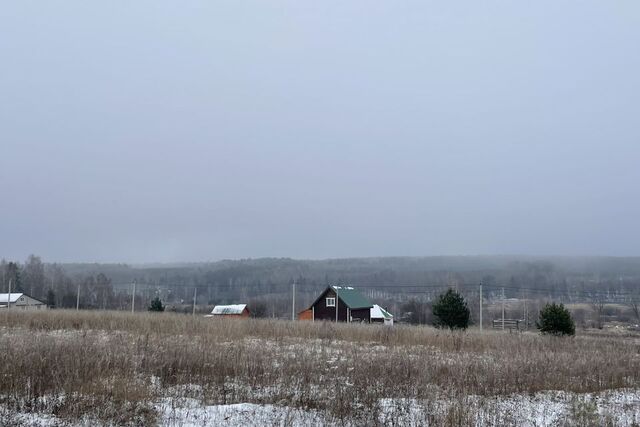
left=308, top=285, right=372, bottom=323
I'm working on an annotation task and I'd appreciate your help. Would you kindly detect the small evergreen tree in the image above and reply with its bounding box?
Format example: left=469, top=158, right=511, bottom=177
left=148, top=297, right=165, bottom=312
left=250, top=301, right=268, bottom=318
left=537, top=303, right=575, bottom=336
left=432, top=289, right=470, bottom=330
left=46, top=289, right=56, bottom=308
left=6, top=262, right=23, bottom=293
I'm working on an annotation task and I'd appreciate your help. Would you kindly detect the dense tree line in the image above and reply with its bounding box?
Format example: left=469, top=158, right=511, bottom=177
left=1, top=256, right=130, bottom=310
left=2, top=255, right=640, bottom=322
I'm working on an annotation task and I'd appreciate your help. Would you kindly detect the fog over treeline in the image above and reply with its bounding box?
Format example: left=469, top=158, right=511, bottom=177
left=4, top=255, right=640, bottom=321
left=2, top=1, right=640, bottom=263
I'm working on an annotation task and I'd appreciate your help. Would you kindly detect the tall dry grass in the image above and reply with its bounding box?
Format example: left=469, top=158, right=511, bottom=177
left=0, top=310, right=639, bottom=425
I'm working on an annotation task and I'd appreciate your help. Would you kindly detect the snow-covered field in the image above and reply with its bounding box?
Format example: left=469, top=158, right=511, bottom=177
left=2, top=312, right=640, bottom=426
left=158, top=389, right=640, bottom=426
left=3, top=389, right=639, bottom=426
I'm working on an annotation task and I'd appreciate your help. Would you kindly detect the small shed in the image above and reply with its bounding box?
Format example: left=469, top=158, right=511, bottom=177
left=0, top=293, right=48, bottom=310
left=298, top=309, right=313, bottom=320
left=371, top=304, right=394, bottom=325
left=210, top=304, right=250, bottom=318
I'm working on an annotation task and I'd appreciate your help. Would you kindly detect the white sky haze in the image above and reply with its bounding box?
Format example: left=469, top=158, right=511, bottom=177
left=1, top=1, right=639, bottom=262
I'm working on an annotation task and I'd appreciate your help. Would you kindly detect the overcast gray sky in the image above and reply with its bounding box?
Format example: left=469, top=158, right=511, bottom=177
left=1, top=1, right=639, bottom=263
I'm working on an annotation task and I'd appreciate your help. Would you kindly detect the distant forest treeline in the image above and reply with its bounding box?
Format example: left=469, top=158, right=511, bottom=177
left=2, top=255, right=640, bottom=319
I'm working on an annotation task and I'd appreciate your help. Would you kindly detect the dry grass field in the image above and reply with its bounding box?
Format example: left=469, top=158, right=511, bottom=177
left=1, top=310, right=640, bottom=426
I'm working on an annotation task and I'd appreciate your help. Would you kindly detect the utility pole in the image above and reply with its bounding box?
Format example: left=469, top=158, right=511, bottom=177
left=7, top=278, right=12, bottom=310
left=76, top=283, right=80, bottom=310
left=523, top=289, right=527, bottom=330
left=292, top=280, right=296, bottom=321
left=502, top=287, right=506, bottom=330
left=192, top=287, right=197, bottom=315
left=479, top=283, right=483, bottom=332
left=335, top=286, right=339, bottom=322
left=131, top=281, right=136, bottom=313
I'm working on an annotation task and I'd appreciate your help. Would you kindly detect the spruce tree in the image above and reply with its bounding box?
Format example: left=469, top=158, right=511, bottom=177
left=537, top=303, right=575, bottom=336
left=46, top=289, right=56, bottom=308
left=148, top=297, right=165, bottom=312
left=432, top=289, right=470, bottom=330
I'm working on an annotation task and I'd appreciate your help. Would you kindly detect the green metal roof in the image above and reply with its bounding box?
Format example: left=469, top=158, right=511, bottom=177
left=331, top=286, right=373, bottom=309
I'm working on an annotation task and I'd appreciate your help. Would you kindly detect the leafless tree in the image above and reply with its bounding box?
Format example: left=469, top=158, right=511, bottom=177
left=591, top=294, right=606, bottom=329
left=628, top=295, right=640, bottom=324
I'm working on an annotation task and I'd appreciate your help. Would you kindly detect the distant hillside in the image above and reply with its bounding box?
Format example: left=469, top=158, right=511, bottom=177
left=5, top=256, right=640, bottom=315
left=59, top=255, right=640, bottom=284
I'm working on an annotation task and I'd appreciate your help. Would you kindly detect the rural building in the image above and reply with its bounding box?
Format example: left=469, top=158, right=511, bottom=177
left=210, top=304, right=250, bottom=318
left=370, top=304, right=394, bottom=325
left=297, top=308, right=313, bottom=320
left=307, top=286, right=372, bottom=323
left=0, top=293, right=48, bottom=310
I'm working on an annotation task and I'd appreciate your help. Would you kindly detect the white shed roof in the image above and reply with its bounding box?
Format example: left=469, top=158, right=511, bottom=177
left=371, top=304, right=393, bottom=320
left=211, top=304, right=247, bottom=315
left=0, top=293, right=23, bottom=304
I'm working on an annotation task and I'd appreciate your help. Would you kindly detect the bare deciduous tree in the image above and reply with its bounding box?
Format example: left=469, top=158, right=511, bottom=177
left=591, top=294, right=606, bottom=329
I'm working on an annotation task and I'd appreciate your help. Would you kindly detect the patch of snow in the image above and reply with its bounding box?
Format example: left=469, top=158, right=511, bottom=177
left=0, top=408, right=59, bottom=427
left=377, top=390, right=640, bottom=427
left=157, top=399, right=325, bottom=426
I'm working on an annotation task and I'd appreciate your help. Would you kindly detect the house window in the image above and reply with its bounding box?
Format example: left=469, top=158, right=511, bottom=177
left=326, top=297, right=336, bottom=307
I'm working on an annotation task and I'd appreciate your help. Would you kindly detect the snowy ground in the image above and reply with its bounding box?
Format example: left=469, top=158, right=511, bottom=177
left=2, top=389, right=640, bottom=426
left=155, top=390, right=640, bottom=426
left=158, top=399, right=325, bottom=427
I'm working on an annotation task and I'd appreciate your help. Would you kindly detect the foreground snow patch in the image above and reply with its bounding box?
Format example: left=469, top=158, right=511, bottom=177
left=158, top=399, right=325, bottom=426
left=381, top=389, right=640, bottom=426
left=3, top=389, right=640, bottom=426
left=157, top=389, right=640, bottom=426
left=0, top=411, right=58, bottom=427
left=481, top=389, right=640, bottom=426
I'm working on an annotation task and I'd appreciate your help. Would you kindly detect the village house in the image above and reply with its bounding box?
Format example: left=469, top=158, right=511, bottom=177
left=0, top=293, right=48, bottom=310
left=306, top=286, right=373, bottom=323
left=209, top=304, right=251, bottom=318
